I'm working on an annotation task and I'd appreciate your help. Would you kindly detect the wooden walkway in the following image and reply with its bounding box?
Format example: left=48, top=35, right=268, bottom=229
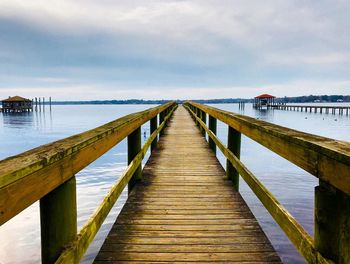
left=94, top=106, right=281, bottom=263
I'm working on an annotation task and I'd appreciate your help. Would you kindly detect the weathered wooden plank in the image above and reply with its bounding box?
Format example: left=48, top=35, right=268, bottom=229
left=94, top=106, right=280, bottom=263
left=55, top=104, right=177, bottom=263
left=40, top=176, right=77, bottom=264
left=99, top=243, right=276, bottom=253
left=185, top=104, right=334, bottom=264
left=95, top=252, right=281, bottom=262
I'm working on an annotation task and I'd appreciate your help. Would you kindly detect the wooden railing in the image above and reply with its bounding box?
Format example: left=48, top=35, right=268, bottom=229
left=0, top=102, right=177, bottom=264
left=184, top=102, right=350, bottom=264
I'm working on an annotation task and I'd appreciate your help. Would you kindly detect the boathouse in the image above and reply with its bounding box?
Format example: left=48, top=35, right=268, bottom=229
left=253, top=93, right=276, bottom=108
left=1, top=96, right=33, bottom=112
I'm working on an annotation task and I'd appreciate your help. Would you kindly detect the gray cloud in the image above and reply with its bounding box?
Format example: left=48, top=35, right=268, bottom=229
left=0, top=0, right=349, bottom=99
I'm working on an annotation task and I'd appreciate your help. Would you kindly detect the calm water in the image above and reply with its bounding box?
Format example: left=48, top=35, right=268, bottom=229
left=1, top=103, right=349, bottom=263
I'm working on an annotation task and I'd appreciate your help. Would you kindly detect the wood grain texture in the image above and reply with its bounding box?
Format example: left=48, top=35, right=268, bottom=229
left=0, top=102, right=175, bottom=225
left=187, top=102, right=350, bottom=195
left=185, top=105, right=333, bottom=264
left=94, top=106, right=281, bottom=263
left=55, top=104, right=177, bottom=264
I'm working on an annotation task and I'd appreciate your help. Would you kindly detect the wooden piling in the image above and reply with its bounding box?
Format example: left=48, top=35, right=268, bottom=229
left=40, top=177, right=77, bottom=264
left=159, top=111, right=165, bottom=136
left=315, top=180, right=350, bottom=263
left=226, top=126, right=241, bottom=191
left=208, top=115, right=217, bottom=154
left=150, top=116, right=158, bottom=152
left=128, top=127, right=142, bottom=194
left=200, top=110, right=206, bottom=136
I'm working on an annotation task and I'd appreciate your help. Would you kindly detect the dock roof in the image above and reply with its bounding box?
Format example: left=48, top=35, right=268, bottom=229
left=2, top=96, right=31, bottom=102
left=255, top=93, right=276, bottom=99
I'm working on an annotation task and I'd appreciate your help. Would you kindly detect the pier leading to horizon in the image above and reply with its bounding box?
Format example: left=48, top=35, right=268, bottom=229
left=0, top=102, right=349, bottom=263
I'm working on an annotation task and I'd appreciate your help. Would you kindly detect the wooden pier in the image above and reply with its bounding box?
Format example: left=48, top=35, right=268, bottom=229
left=275, top=104, right=350, bottom=115
left=94, top=107, right=280, bottom=263
left=1, top=102, right=350, bottom=264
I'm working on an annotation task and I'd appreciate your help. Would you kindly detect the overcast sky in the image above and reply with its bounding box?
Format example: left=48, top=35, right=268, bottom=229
left=0, top=0, right=349, bottom=100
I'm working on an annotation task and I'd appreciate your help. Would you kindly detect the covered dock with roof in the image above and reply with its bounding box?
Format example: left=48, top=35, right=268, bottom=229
left=1, top=96, right=33, bottom=113
left=253, top=94, right=277, bottom=109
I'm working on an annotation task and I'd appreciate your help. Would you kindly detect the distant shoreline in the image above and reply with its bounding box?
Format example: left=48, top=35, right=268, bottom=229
left=49, top=95, right=350, bottom=105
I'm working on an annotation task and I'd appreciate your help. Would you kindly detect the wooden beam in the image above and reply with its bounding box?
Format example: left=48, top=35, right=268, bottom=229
left=226, top=126, right=241, bottom=191
left=187, top=102, right=350, bottom=195
left=128, top=127, right=142, bottom=194
left=54, top=103, right=177, bottom=264
left=0, top=102, right=175, bottom=225
left=315, top=181, right=350, bottom=264
left=184, top=105, right=333, bottom=264
left=150, top=116, right=158, bottom=152
left=40, top=177, right=77, bottom=264
left=208, top=115, right=217, bottom=154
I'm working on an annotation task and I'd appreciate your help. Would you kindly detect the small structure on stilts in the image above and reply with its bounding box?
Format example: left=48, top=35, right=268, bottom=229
left=1, top=96, right=33, bottom=113
left=253, top=94, right=276, bottom=109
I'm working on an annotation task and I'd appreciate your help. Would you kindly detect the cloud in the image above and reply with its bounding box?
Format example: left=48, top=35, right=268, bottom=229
left=0, top=0, right=349, bottom=99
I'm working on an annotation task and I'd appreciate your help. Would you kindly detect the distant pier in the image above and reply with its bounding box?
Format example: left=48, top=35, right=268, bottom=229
left=1, top=96, right=52, bottom=113
left=276, top=104, right=350, bottom=115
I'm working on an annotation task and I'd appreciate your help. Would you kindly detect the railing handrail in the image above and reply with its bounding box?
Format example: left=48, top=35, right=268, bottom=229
left=184, top=102, right=335, bottom=264
left=0, top=102, right=175, bottom=225
left=187, top=101, right=350, bottom=195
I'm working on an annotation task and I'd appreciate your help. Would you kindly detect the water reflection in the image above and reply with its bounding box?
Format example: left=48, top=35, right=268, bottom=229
left=254, top=108, right=275, bottom=121
left=2, top=112, right=34, bottom=129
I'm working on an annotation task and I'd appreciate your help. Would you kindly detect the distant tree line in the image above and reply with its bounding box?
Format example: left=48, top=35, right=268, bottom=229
left=53, top=99, right=172, bottom=105
left=51, top=95, right=350, bottom=105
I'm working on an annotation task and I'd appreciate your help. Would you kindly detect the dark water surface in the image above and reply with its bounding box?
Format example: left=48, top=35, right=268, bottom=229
left=0, top=103, right=349, bottom=263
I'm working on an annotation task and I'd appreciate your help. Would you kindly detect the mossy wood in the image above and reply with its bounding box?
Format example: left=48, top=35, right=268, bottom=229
left=55, top=104, right=177, bottom=263
left=208, top=115, right=217, bottom=154
left=94, top=106, right=281, bottom=263
left=187, top=102, right=350, bottom=195
left=185, top=104, right=334, bottom=264
left=0, top=102, right=176, bottom=225
left=128, top=127, right=142, bottom=194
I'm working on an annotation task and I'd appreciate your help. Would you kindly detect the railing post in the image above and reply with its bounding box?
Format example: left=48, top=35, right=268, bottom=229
left=150, top=115, right=158, bottom=152
left=226, top=126, right=241, bottom=191
left=315, top=180, right=350, bottom=263
left=159, top=111, right=165, bottom=136
left=40, top=176, right=77, bottom=264
left=200, top=110, right=206, bottom=136
left=128, top=127, right=142, bottom=194
left=209, top=115, right=217, bottom=154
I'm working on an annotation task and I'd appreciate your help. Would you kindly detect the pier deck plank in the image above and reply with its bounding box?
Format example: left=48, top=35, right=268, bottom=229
left=94, top=106, right=281, bottom=263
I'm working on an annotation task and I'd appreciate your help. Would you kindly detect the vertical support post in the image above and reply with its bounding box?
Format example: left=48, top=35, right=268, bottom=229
left=226, top=126, right=241, bottom=191
left=159, top=111, right=165, bottom=136
left=195, top=108, right=199, bottom=126
left=315, top=180, right=350, bottom=264
left=40, top=177, right=77, bottom=264
left=128, top=127, right=142, bottom=194
left=208, top=115, right=217, bottom=154
left=49, top=96, right=52, bottom=111
left=200, top=110, right=206, bottom=136
left=150, top=115, right=158, bottom=152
